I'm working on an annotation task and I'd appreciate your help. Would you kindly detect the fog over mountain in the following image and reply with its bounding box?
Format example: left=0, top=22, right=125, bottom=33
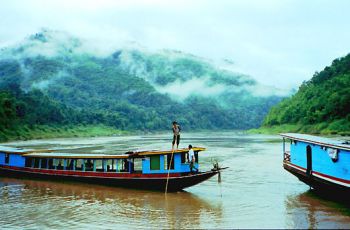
left=0, top=29, right=286, bottom=131
left=2, top=29, right=290, bottom=97
left=2, top=0, right=350, bottom=91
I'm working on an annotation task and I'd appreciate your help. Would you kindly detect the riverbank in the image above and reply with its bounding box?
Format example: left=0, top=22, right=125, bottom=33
left=248, top=119, right=350, bottom=136
left=0, top=125, right=127, bottom=142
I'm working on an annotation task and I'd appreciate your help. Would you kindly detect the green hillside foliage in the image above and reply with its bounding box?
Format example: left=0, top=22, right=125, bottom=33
left=0, top=87, right=125, bottom=141
left=262, top=53, right=350, bottom=135
left=0, top=30, right=285, bottom=141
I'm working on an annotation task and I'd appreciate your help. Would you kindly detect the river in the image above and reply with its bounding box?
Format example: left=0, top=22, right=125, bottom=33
left=1, top=132, right=350, bottom=229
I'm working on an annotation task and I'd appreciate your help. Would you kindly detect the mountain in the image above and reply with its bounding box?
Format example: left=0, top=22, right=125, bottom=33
left=0, top=29, right=285, bottom=139
left=261, top=53, right=350, bottom=134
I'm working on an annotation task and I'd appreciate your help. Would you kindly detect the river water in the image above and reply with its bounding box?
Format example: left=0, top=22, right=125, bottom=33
left=1, top=132, right=350, bottom=229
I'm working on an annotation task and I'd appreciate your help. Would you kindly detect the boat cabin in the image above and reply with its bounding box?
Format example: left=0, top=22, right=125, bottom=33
left=281, top=133, right=350, bottom=190
left=0, top=146, right=42, bottom=167
left=0, top=147, right=204, bottom=175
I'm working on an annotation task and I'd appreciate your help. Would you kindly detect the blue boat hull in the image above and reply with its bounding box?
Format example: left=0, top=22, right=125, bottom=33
left=284, top=162, right=350, bottom=197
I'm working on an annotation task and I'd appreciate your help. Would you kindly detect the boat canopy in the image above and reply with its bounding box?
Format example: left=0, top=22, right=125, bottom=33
left=128, top=147, right=206, bottom=157
left=280, top=133, right=350, bottom=151
left=23, top=152, right=129, bottom=159
left=11, top=147, right=206, bottom=159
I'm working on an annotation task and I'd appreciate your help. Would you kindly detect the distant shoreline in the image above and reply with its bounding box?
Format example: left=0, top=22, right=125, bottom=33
left=248, top=120, right=350, bottom=136
left=0, top=125, right=129, bottom=143
left=2, top=123, right=349, bottom=143
left=0, top=127, right=248, bottom=143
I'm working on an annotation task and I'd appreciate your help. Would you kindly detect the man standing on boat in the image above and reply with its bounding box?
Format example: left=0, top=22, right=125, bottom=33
left=172, top=121, right=181, bottom=150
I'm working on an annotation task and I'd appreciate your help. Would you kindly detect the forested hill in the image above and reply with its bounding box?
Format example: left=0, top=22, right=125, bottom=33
left=0, top=30, right=285, bottom=140
left=262, top=53, right=350, bottom=134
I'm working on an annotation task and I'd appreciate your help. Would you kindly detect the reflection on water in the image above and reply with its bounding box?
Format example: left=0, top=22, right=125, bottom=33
left=1, top=132, right=350, bottom=228
left=285, top=191, right=350, bottom=229
left=0, top=177, right=222, bottom=229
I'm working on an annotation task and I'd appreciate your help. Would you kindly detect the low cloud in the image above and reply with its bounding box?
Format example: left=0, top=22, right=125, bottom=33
left=1, top=28, right=131, bottom=60
left=245, top=84, right=293, bottom=97
left=154, top=77, right=240, bottom=101
left=0, top=29, right=293, bottom=100
left=30, top=71, right=68, bottom=91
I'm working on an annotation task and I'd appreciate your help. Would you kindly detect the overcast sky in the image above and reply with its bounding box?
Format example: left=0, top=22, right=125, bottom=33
left=1, top=0, right=350, bottom=89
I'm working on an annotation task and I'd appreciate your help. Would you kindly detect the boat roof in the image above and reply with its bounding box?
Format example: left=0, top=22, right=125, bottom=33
left=129, top=147, right=206, bottom=156
left=280, top=133, right=350, bottom=151
left=23, top=152, right=129, bottom=159
left=19, top=147, right=206, bottom=159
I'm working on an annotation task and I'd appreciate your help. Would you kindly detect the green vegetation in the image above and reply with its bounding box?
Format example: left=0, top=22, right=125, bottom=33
left=0, top=124, right=124, bottom=141
left=0, top=88, right=125, bottom=141
left=257, top=53, right=350, bottom=135
left=249, top=120, right=350, bottom=136
left=0, top=30, right=284, bottom=141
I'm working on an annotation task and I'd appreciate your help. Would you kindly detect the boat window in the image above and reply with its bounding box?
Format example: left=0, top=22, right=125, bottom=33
left=85, top=159, right=94, bottom=171
left=128, top=159, right=135, bottom=172
left=34, top=158, right=40, bottom=168
left=181, top=152, right=187, bottom=163
left=121, top=159, right=129, bottom=172
left=56, top=159, right=64, bottom=170
left=95, top=160, right=104, bottom=172
left=5, top=154, right=9, bottom=164
left=133, top=158, right=142, bottom=172
left=150, top=155, right=160, bottom=170
left=166, top=154, right=174, bottom=170
left=52, top=159, right=57, bottom=169
left=106, top=159, right=114, bottom=172
left=51, top=159, right=59, bottom=169
left=75, top=159, right=84, bottom=171
left=25, top=157, right=32, bottom=167
left=41, top=158, right=48, bottom=169
left=116, top=159, right=123, bottom=172
left=195, top=152, right=199, bottom=163
left=48, top=159, right=54, bottom=169
left=66, top=159, right=74, bottom=170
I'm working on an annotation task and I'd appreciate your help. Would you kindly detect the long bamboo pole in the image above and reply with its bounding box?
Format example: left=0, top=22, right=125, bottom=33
left=165, top=135, right=176, bottom=193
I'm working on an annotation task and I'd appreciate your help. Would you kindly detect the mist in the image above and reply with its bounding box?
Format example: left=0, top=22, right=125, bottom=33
left=1, top=0, right=350, bottom=90
left=155, top=78, right=228, bottom=100
left=30, top=71, right=68, bottom=91
left=0, top=28, right=294, bottom=101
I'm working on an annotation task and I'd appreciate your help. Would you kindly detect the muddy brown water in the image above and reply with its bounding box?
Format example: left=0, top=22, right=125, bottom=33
left=1, top=132, right=350, bottom=229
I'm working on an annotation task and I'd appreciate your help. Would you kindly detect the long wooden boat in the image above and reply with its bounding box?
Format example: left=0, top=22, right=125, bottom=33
left=281, top=133, right=350, bottom=196
left=0, top=146, right=224, bottom=192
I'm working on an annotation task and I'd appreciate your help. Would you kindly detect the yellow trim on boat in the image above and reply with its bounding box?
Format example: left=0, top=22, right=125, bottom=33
left=23, top=153, right=129, bottom=159
left=6, top=147, right=206, bottom=159
left=133, top=147, right=206, bottom=156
